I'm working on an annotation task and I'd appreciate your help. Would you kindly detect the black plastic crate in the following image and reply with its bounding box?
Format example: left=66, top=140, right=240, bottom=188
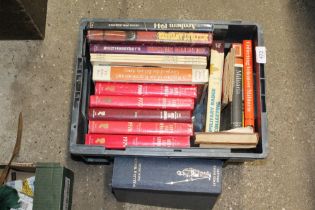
left=69, top=18, right=268, bottom=163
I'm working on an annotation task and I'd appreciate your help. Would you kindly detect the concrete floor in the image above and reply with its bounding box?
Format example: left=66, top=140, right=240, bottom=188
left=1, top=0, right=314, bottom=209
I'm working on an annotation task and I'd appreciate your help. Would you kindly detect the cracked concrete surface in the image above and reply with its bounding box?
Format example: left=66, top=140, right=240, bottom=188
left=0, top=0, right=314, bottom=209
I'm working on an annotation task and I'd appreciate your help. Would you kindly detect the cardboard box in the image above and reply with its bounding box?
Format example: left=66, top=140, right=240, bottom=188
left=112, top=157, right=222, bottom=210
left=0, top=162, right=74, bottom=210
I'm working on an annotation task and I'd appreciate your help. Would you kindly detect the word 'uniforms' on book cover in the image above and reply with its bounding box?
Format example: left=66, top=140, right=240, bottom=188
left=243, top=40, right=255, bottom=128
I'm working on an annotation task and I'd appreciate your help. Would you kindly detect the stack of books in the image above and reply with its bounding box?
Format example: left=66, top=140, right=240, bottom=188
left=85, top=30, right=213, bottom=149
left=83, top=27, right=259, bottom=149
left=196, top=40, right=259, bottom=148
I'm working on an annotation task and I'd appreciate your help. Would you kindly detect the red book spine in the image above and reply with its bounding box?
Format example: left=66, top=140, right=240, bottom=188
left=243, top=40, right=255, bottom=127
left=89, top=95, right=194, bottom=110
left=95, top=82, right=197, bottom=98
left=88, top=108, right=192, bottom=122
left=85, top=134, right=190, bottom=149
left=88, top=121, right=193, bottom=136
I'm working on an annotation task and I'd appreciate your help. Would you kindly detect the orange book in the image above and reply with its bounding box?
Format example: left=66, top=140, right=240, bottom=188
left=92, top=65, right=209, bottom=84
left=243, top=40, right=255, bottom=127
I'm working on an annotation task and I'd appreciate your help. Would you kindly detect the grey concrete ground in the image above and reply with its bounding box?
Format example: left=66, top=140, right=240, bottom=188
left=1, top=0, right=314, bottom=209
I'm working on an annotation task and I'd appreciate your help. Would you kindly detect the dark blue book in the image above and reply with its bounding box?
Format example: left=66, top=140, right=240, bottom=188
left=112, top=157, right=223, bottom=210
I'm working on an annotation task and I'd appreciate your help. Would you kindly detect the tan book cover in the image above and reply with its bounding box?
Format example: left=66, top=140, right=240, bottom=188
left=90, top=53, right=207, bottom=69
left=195, top=132, right=258, bottom=144
left=205, top=41, right=225, bottom=132
left=92, top=65, right=209, bottom=84
left=222, top=48, right=235, bottom=106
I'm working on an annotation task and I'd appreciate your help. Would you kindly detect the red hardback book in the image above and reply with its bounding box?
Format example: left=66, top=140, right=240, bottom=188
left=88, top=121, right=193, bottom=136
left=95, top=82, right=197, bottom=98
left=87, top=30, right=213, bottom=46
left=88, top=108, right=192, bottom=122
left=85, top=134, right=190, bottom=149
left=89, top=95, right=195, bottom=110
left=243, top=40, right=255, bottom=127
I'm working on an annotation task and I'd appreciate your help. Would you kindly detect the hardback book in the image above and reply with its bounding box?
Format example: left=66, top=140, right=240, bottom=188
left=112, top=157, right=222, bottom=210
left=87, top=30, right=213, bottom=45
left=92, top=65, right=209, bottom=84
left=243, top=40, right=255, bottom=127
left=88, top=108, right=192, bottom=122
left=88, top=121, right=193, bottom=136
left=89, top=44, right=210, bottom=56
left=89, top=95, right=195, bottom=110
left=85, top=134, right=190, bottom=149
left=195, top=127, right=258, bottom=149
left=90, top=53, right=207, bottom=69
left=87, top=21, right=213, bottom=32
left=94, top=82, right=197, bottom=98
left=231, top=43, right=243, bottom=128
left=205, top=41, right=225, bottom=132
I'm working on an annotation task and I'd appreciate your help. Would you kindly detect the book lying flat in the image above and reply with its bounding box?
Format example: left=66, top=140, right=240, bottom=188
left=88, top=108, right=192, bottom=122
left=94, top=82, right=197, bottom=98
left=195, top=127, right=258, bottom=148
left=92, top=65, right=209, bottom=84
left=87, top=21, right=213, bottom=32
left=90, top=53, right=207, bottom=69
left=199, top=143, right=257, bottom=149
left=90, top=44, right=210, bottom=56
left=87, top=30, right=213, bottom=46
left=89, top=95, right=195, bottom=110
left=85, top=134, right=190, bottom=149
left=88, top=121, right=193, bottom=136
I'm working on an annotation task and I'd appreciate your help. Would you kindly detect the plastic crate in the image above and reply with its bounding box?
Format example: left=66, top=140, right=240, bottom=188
left=69, top=18, right=268, bottom=163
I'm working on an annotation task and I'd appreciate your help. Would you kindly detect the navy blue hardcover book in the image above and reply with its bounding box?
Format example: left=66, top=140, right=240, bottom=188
left=112, top=157, right=223, bottom=210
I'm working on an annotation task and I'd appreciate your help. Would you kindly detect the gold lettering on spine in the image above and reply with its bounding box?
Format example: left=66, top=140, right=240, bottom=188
left=127, top=122, right=133, bottom=132
left=95, top=138, right=106, bottom=144
left=99, top=123, right=109, bottom=129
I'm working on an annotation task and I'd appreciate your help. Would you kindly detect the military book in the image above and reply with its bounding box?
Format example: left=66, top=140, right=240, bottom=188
left=88, top=121, right=193, bottom=136
left=85, top=134, right=190, bottom=149
left=94, top=82, right=197, bottom=98
left=205, top=41, right=225, bottom=132
left=88, top=108, right=192, bottom=122
left=87, top=30, right=213, bottom=46
left=92, top=65, right=209, bottom=84
left=231, top=43, right=244, bottom=128
left=112, top=157, right=222, bottom=210
left=243, top=40, right=255, bottom=127
left=87, top=20, right=213, bottom=32
left=90, top=44, right=210, bottom=56
left=195, top=126, right=259, bottom=149
left=89, top=95, right=195, bottom=110
left=90, top=53, right=207, bottom=68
